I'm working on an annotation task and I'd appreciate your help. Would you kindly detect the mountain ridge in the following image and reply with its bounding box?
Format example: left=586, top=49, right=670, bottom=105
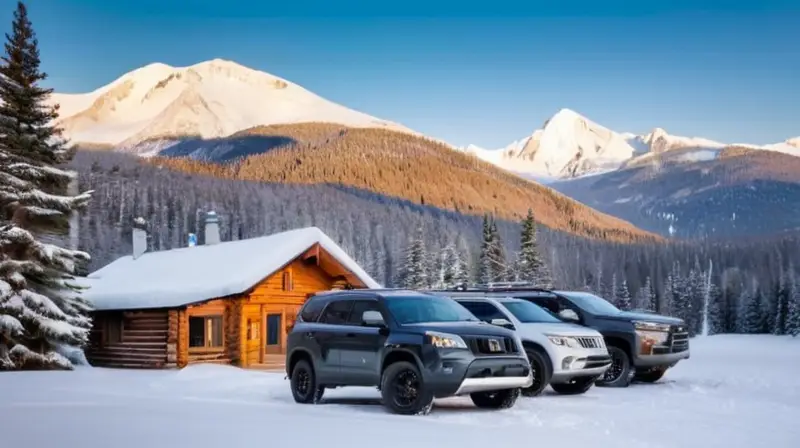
left=465, top=108, right=799, bottom=180
left=47, top=58, right=414, bottom=148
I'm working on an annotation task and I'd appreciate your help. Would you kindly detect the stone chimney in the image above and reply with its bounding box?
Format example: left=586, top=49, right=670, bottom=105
left=132, top=217, right=147, bottom=259
left=204, top=211, right=220, bottom=245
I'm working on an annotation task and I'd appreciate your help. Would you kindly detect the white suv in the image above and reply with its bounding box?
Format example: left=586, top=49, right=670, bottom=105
left=453, top=296, right=612, bottom=396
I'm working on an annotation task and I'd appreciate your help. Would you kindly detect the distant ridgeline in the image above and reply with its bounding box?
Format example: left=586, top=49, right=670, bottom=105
left=66, top=151, right=800, bottom=337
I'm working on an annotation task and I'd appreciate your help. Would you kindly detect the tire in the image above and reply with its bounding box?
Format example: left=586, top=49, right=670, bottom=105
left=635, top=367, right=667, bottom=383
left=290, top=359, right=325, bottom=404
left=595, top=345, right=632, bottom=388
left=380, top=361, right=434, bottom=415
left=550, top=376, right=597, bottom=395
left=522, top=348, right=552, bottom=397
left=470, top=387, right=521, bottom=409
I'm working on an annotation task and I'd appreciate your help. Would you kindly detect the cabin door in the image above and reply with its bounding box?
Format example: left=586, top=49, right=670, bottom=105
left=264, top=306, right=284, bottom=355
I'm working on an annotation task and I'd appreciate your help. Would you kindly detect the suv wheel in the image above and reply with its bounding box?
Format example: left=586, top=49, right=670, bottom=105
left=470, top=388, right=521, bottom=409
left=380, top=361, right=434, bottom=415
left=550, top=376, right=597, bottom=395
left=595, top=346, right=632, bottom=388
left=522, top=348, right=551, bottom=397
left=635, top=367, right=667, bottom=383
left=290, top=359, right=325, bottom=404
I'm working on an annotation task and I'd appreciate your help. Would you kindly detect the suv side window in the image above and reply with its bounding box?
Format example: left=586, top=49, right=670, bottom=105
left=347, top=300, right=382, bottom=326
left=458, top=300, right=507, bottom=322
left=298, top=298, right=326, bottom=322
left=522, top=296, right=560, bottom=315
left=320, top=300, right=353, bottom=325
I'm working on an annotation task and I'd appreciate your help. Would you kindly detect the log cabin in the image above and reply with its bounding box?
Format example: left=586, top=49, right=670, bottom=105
left=81, top=213, right=379, bottom=369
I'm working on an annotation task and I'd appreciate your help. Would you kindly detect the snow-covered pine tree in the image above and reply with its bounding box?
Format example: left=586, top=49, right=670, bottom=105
left=0, top=2, right=70, bottom=166
left=634, top=276, right=655, bottom=311
left=439, top=244, right=458, bottom=289
left=0, top=144, right=93, bottom=369
left=607, top=273, right=619, bottom=305
left=787, top=270, right=800, bottom=337
left=706, top=281, right=724, bottom=335
left=516, top=209, right=553, bottom=288
left=743, top=287, right=767, bottom=334
left=505, top=252, right=520, bottom=282
left=478, top=214, right=493, bottom=285
left=616, top=279, right=632, bottom=311
left=773, top=268, right=790, bottom=335
left=395, top=226, right=427, bottom=289
left=0, top=4, right=93, bottom=370
left=487, top=217, right=507, bottom=282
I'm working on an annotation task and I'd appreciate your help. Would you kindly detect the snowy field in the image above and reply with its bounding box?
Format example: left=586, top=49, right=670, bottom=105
left=1, top=335, right=798, bottom=448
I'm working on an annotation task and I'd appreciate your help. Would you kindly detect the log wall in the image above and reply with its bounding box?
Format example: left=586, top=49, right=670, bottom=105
left=87, top=310, right=170, bottom=369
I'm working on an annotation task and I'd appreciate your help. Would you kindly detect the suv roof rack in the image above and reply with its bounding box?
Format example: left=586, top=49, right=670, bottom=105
left=436, top=282, right=557, bottom=293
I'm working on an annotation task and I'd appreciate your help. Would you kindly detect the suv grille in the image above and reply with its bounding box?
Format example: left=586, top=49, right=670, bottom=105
left=575, top=336, right=605, bottom=349
left=669, top=325, right=690, bottom=352
left=464, top=336, right=519, bottom=356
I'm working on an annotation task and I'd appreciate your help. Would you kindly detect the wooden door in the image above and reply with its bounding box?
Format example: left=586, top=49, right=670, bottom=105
left=264, top=310, right=283, bottom=355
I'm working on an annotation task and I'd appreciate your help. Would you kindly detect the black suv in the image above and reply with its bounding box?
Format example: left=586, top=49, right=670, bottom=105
left=285, top=289, right=533, bottom=415
left=430, top=284, right=690, bottom=388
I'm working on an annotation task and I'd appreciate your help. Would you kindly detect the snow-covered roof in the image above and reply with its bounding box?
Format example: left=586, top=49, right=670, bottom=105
left=81, top=227, right=380, bottom=311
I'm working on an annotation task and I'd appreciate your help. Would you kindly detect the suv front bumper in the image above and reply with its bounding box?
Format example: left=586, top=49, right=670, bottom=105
left=422, top=350, right=532, bottom=398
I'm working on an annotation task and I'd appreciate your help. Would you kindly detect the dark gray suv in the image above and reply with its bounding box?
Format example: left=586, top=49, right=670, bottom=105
left=285, top=289, right=533, bottom=415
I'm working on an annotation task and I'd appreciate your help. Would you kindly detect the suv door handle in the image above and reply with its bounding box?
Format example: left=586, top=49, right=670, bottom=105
left=346, top=333, right=356, bottom=338
left=305, top=332, right=315, bottom=339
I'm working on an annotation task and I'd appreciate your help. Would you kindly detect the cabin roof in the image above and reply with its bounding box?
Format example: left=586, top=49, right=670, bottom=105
left=81, top=226, right=380, bottom=311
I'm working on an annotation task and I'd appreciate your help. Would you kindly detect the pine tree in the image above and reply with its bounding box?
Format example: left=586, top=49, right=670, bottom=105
left=743, top=288, right=767, bottom=334
left=478, top=214, right=493, bottom=285
left=487, top=218, right=507, bottom=282
left=396, top=226, right=427, bottom=289
left=706, top=282, right=723, bottom=335
left=0, top=146, right=92, bottom=369
left=607, top=273, right=619, bottom=305
left=617, top=279, right=632, bottom=311
left=773, top=268, right=790, bottom=335
left=787, top=272, right=800, bottom=337
left=634, top=276, right=655, bottom=311
left=0, top=3, right=93, bottom=370
left=0, top=2, right=70, bottom=166
left=516, top=209, right=553, bottom=288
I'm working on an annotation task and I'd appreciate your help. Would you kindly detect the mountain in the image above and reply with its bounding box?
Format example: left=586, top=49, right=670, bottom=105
left=550, top=146, right=800, bottom=239
left=464, top=109, right=639, bottom=180
left=466, top=109, right=799, bottom=180
left=47, top=59, right=412, bottom=149
left=143, top=122, right=659, bottom=243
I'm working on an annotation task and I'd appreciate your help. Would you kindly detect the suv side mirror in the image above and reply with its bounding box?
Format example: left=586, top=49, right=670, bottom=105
left=362, top=310, right=386, bottom=327
left=490, top=318, right=515, bottom=330
left=558, top=309, right=580, bottom=322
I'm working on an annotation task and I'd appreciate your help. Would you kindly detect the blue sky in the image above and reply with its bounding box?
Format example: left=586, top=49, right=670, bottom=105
left=18, top=0, right=800, bottom=148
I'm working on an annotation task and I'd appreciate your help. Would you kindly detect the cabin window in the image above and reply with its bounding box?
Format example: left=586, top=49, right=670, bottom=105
left=247, top=319, right=260, bottom=340
left=282, top=270, right=294, bottom=291
left=104, top=317, right=123, bottom=344
left=189, top=315, right=223, bottom=348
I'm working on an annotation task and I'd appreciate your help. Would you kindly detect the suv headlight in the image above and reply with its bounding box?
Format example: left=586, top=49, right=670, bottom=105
left=633, top=321, right=672, bottom=333
left=546, top=335, right=579, bottom=348
left=425, top=331, right=468, bottom=349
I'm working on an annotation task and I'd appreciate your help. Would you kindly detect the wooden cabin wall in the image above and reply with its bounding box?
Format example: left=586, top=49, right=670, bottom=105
left=184, top=299, right=237, bottom=366
left=239, top=258, right=341, bottom=366
left=87, top=310, right=170, bottom=368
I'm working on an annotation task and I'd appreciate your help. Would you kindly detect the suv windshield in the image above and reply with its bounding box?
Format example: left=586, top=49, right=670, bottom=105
left=501, top=300, right=563, bottom=323
left=386, top=295, right=480, bottom=324
left=557, top=291, right=621, bottom=315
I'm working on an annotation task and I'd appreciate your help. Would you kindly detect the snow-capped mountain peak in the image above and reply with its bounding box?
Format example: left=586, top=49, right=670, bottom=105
left=466, top=108, right=637, bottom=178
left=464, top=109, right=798, bottom=180
left=48, top=59, right=412, bottom=148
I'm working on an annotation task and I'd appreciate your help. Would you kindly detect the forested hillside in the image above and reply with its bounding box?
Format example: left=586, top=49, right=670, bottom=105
left=67, top=151, right=800, bottom=337
left=131, top=122, right=658, bottom=243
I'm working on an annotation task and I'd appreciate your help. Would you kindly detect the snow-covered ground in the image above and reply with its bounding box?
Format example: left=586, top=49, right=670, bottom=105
left=1, top=335, right=798, bottom=448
